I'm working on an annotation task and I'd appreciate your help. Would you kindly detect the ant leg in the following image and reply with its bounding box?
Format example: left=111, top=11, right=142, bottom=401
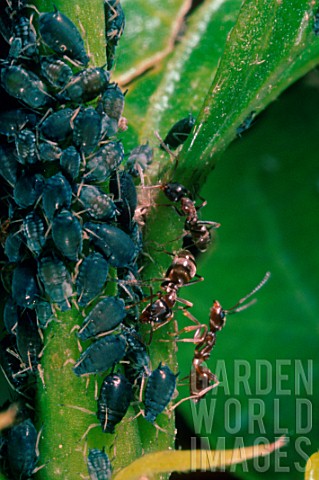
left=176, top=309, right=208, bottom=343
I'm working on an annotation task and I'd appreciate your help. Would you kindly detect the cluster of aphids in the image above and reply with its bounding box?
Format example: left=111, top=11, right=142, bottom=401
left=0, top=0, right=162, bottom=478
left=0, top=1, right=271, bottom=479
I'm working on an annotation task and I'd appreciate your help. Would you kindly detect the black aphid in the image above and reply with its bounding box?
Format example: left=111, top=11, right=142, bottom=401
left=144, top=363, right=177, bottom=423
left=87, top=448, right=112, bottom=480
left=161, top=114, right=195, bottom=150
left=97, top=373, right=132, bottom=433
left=38, top=7, right=90, bottom=66
left=73, top=334, right=126, bottom=376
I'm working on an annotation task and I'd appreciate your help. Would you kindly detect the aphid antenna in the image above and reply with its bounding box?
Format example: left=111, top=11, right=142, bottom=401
left=34, top=192, right=43, bottom=211
left=225, top=271, right=271, bottom=315
left=70, top=106, right=81, bottom=128
left=62, top=404, right=96, bottom=416
left=37, top=107, right=53, bottom=130
left=25, top=3, right=40, bottom=14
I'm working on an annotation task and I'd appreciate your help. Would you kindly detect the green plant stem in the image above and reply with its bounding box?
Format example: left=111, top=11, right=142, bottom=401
left=29, top=1, right=176, bottom=478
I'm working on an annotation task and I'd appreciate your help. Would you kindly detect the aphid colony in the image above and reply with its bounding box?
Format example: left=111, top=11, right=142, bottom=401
left=0, top=2, right=269, bottom=479
left=0, top=1, right=151, bottom=478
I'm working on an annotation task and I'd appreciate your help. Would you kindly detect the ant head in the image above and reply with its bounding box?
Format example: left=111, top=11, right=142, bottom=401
left=162, top=182, right=191, bottom=202
left=209, top=300, right=226, bottom=330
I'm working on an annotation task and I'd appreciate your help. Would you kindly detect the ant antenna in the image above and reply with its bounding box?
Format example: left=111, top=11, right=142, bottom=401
left=225, top=271, right=271, bottom=314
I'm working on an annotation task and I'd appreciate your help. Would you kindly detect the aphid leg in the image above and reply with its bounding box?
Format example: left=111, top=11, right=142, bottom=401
left=70, top=106, right=81, bottom=129
left=71, top=297, right=81, bottom=311
left=81, top=423, right=100, bottom=441
left=70, top=324, right=80, bottom=334
left=62, top=404, right=95, bottom=416
left=63, top=358, right=76, bottom=367
left=153, top=419, right=176, bottom=438
left=154, top=131, right=177, bottom=159
left=138, top=374, right=146, bottom=403
left=76, top=337, right=83, bottom=353
left=94, top=378, right=99, bottom=401
left=37, top=364, right=45, bottom=388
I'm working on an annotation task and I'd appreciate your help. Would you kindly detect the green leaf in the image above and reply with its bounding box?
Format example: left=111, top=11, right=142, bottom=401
left=115, top=0, right=188, bottom=79
left=177, top=0, right=319, bottom=187
left=305, top=452, right=319, bottom=479
left=113, top=437, right=286, bottom=480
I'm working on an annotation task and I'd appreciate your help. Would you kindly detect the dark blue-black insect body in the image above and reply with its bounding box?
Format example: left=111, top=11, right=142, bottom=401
left=144, top=363, right=177, bottom=423
left=38, top=256, right=73, bottom=310
left=11, top=262, right=39, bottom=308
left=109, top=170, right=137, bottom=233
left=60, top=146, right=81, bottom=180
left=52, top=209, right=83, bottom=261
left=3, top=296, right=19, bottom=334
left=161, top=114, right=195, bottom=150
left=236, top=111, right=255, bottom=137
left=104, top=0, right=125, bottom=70
left=64, top=67, right=110, bottom=104
left=99, top=112, right=118, bottom=139
left=98, top=82, right=124, bottom=123
left=314, top=8, right=319, bottom=35
left=85, top=140, right=124, bottom=182
left=85, top=222, right=137, bottom=267
left=23, top=211, right=46, bottom=256
left=40, top=108, right=73, bottom=143
left=13, top=15, right=37, bottom=58
left=35, top=300, right=54, bottom=329
left=0, top=109, right=38, bottom=138
left=87, top=448, right=112, bottom=480
left=126, top=143, right=153, bottom=177
left=73, top=106, right=102, bottom=155
left=4, top=232, right=23, bottom=262
left=0, top=143, right=19, bottom=186
left=122, top=327, right=151, bottom=385
left=5, top=418, right=38, bottom=480
left=38, top=141, right=63, bottom=162
left=40, top=55, right=73, bottom=89
left=78, top=184, right=117, bottom=220
left=15, top=129, right=37, bottom=164
left=0, top=336, right=28, bottom=389
left=13, top=172, right=45, bottom=209
left=6, top=37, right=23, bottom=63
left=0, top=65, right=51, bottom=109
left=78, top=296, right=126, bottom=340
left=97, top=373, right=132, bottom=433
left=73, top=334, right=126, bottom=376
left=76, top=252, right=108, bottom=306
left=16, top=308, right=43, bottom=370
left=42, top=172, right=72, bottom=219
left=38, top=7, right=89, bottom=66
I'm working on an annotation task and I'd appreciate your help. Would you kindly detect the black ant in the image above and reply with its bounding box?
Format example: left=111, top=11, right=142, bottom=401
left=176, top=272, right=271, bottom=401
left=144, top=182, right=220, bottom=252
left=139, top=249, right=201, bottom=327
